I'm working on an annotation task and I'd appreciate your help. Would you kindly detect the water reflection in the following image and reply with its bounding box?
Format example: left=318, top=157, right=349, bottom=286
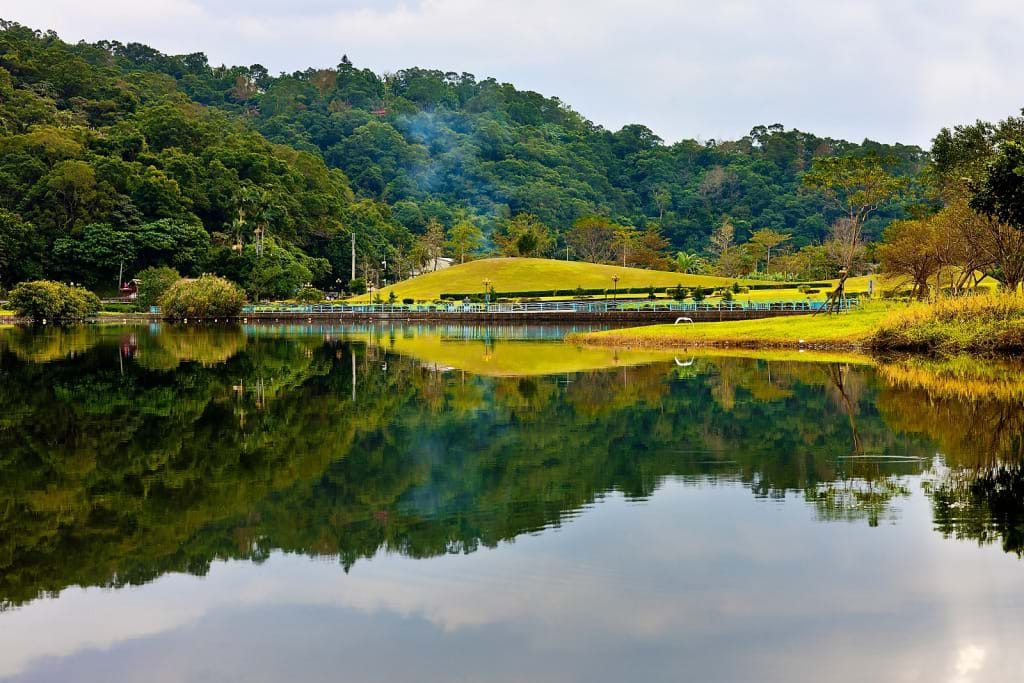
left=1, top=324, right=1023, bottom=681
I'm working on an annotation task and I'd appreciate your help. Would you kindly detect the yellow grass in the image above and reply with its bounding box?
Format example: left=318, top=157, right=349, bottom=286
left=871, top=292, right=1024, bottom=352
left=570, top=304, right=897, bottom=350
left=350, top=258, right=747, bottom=302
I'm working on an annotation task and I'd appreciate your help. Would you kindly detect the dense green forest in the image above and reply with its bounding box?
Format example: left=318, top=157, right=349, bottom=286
left=0, top=21, right=927, bottom=293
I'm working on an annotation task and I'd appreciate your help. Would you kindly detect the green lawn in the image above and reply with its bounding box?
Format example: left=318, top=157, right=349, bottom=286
left=570, top=303, right=898, bottom=349
left=350, top=258, right=748, bottom=302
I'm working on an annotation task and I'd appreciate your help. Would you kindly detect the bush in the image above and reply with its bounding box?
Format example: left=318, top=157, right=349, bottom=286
left=137, top=266, right=181, bottom=311
left=692, top=286, right=706, bottom=303
left=10, top=281, right=101, bottom=321
left=348, top=278, right=367, bottom=295
left=295, top=286, right=324, bottom=304
left=159, top=275, right=246, bottom=319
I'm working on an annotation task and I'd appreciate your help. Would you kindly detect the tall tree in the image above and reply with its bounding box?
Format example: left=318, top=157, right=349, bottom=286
left=748, top=228, right=790, bottom=271
left=567, top=216, right=616, bottom=263
left=495, top=214, right=553, bottom=258
left=803, top=154, right=905, bottom=310
left=445, top=218, right=483, bottom=264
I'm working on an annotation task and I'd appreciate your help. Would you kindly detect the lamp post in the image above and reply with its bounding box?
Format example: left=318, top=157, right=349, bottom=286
left=612, top=275, right=620, bottom=302
left=483, top=278, right=491, bottom=306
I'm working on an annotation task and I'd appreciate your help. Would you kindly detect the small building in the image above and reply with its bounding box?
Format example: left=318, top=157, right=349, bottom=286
left=119, top=279, right=141, bottom=301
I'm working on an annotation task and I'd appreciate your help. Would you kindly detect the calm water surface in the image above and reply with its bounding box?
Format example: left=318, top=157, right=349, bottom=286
left=1, top=323, right=1023, bottom=682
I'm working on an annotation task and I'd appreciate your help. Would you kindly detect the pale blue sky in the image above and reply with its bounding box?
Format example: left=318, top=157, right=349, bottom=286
left=5, top=0, right=1024, bottom=147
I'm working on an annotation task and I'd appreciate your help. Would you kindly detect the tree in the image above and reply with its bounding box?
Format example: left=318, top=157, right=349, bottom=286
left=136, top=266, right=181, bottom=311
left=878, top=219, right=943, bottom=299
left=748, top=228, right=790, bottom=271
left=631, top=226, right=671, bottom=270
left=611, top=224, right=641, bottom=267
left=971, top=141, right=1024, bottom=231
left=445, top=218, right=483, bottom=264
left=0, top=209, right=43, bottom=286
left=495, top=214, right=553, bottom=258
left=803, top=154, right=905, bottom=311
left=567, top=216, right=616, bottom=263
left=420, top=219, right=447, bottom=270
left=245, top=239, right=314, bottom=301
left=708, top=218, right=746, bottom=276
left=675, top=251, right=707, bottom=274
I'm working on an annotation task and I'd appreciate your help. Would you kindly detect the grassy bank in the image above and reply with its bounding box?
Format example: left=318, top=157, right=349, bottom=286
left=573, top=294, right=1024, bottom=354
left=870, top=293, right=1024, bottom=353
left=569, top=304, right=895, bottom=350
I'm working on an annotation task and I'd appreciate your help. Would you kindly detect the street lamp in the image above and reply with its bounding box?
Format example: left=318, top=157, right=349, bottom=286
left=483, top=278, right=492, bottom=305
left=611, top=275, right=620, bottom=301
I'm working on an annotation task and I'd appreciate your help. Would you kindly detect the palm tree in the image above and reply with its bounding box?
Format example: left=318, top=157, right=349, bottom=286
left=675, top=251, right=706, bottom=274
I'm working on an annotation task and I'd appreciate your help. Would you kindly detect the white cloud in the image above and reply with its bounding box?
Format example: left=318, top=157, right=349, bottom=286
left=2, top=1, right=1024, bottom=146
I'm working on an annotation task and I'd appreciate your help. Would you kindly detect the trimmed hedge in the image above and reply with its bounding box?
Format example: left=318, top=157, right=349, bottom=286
left=439, top=281, right=830, bottom=300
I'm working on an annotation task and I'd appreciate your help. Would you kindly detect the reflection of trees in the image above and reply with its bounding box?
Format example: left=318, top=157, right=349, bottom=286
left=1, top=332, right=983, bottom=610
left=878, top=356, right=1024, bottom=554
left=929, top=464, right=1024, bottom=555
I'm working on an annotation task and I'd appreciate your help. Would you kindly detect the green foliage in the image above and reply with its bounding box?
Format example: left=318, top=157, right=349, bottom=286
left=495, top=213, right=554, bottom=257
left=692, top=286, right=706, bottom=303
left=0, top=20, right=927, bottom=293
left=158, top=274, right=246, bottom=319
left=296, top=286, right=324, bottom=304
left=9, top=280, right=100, bottom=320
left=348, top=277, right=367, bottom=295
left=971, top=141, right=1024, bottom=230
left=136, top=266, right=181, bottom=310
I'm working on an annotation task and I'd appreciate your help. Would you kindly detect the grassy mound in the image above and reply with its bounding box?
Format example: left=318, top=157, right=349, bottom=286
left=871, top=294, right=1024, bottom=353
left=351, top=258, right=742, bottom=302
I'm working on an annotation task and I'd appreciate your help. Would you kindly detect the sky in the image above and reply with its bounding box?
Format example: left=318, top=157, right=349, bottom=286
left=4, top=0, right=1024, bottom=148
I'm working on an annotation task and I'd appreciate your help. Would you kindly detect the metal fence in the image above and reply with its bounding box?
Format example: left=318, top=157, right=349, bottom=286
left=242, top=298, right=860, bottom=315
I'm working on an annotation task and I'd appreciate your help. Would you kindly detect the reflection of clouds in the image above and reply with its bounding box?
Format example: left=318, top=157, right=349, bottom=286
left=953, top=645, right=986, bottom=683
left=3, top=482, right=1023, bottom=681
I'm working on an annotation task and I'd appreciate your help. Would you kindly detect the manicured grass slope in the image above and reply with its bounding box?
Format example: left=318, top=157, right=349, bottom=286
left=352, top=258, right=742, bottom=302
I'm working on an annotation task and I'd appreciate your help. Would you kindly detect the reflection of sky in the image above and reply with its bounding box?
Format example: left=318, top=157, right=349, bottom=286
left=3, top=481, right=1022, bottom=682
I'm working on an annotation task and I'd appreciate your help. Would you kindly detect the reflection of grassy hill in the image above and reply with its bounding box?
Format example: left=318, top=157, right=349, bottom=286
left=349, top=330, right=680, bottom=375
left=352, top=258, right=742, bottom=302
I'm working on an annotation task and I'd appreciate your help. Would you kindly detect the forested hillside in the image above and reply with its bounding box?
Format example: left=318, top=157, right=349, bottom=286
left=0, top=21, right=926, bottom=293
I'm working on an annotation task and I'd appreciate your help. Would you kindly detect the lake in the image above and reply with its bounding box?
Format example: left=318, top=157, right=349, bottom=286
left=1, top=323, right=1022, bottom=682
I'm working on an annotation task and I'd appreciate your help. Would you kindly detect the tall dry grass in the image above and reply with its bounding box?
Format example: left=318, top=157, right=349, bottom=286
left=871, top=293, right=1024, bottom=352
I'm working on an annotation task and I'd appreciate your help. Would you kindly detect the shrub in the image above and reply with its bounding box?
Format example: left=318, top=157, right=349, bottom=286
left=348, top=278, right=367, bottom=295
left=722, top=289, right=734, bottom=302
left=402, top=298, right=415, bottom=305
left=136, top=266, right=181, bottom=311
left=692, top=286, right=706, bottom=303
left=10, top=281, right=101, bottom=321
left=295, top=286, right=324, bottom=304
left=159, top=275, right=246, bottom=319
